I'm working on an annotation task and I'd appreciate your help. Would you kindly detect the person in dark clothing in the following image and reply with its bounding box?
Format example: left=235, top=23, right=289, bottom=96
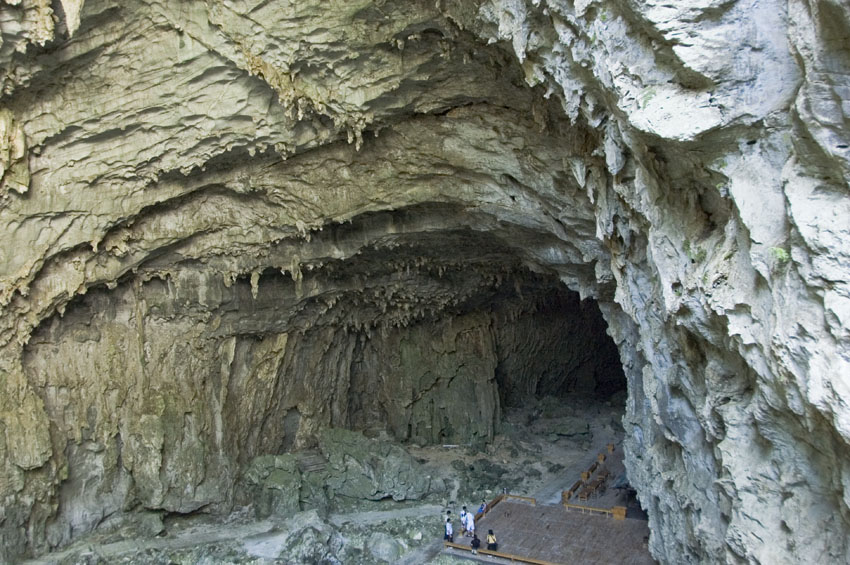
left=486, top=529, right=498, bottom=551
left=471, top=534, right=481, bottom=554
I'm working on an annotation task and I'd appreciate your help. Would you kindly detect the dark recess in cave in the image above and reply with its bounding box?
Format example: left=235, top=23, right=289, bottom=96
left=491, top=287, right=626, bottom=408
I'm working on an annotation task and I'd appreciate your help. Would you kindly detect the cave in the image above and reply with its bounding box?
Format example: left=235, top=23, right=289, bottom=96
left=2, top=1, right=850, bottom=564
left=20, top=216, right=632, bottom=560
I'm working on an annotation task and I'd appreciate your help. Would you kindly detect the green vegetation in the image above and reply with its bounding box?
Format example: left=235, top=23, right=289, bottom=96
left=769, top=246, right=791, bottom=264
left=684, top=239, right=707, bottom=263
left=639, top=87, right=657, bottom=108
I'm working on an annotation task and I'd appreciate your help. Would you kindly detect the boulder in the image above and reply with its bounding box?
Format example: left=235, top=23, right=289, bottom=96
left=367, top=532, right=405, bottom=563
left=319, top=428, right=433, bottom=502
left=240, top=454, right=302, bottom=518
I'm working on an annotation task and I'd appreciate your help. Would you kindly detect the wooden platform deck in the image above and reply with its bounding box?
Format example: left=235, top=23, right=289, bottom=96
left=450, top=499, right=655, bottom=565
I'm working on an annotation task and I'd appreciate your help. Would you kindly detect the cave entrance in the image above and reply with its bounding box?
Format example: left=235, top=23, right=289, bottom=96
left=20, top=228, right=635, bottom=559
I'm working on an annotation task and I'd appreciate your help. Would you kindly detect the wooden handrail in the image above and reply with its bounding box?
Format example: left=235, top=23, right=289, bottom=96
left=563, top=502, right=614, bottom=516
left=474, top=493, right=505, bottom=521
left=443, top=541, right=564, bottom=565
left=504, top=494, right=537, bottom=505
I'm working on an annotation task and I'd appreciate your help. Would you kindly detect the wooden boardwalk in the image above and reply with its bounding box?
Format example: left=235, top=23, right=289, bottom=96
left=450, top=499, right=655, bottom=565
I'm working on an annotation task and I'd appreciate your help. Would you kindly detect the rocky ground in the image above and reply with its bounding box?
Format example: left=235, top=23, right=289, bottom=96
left=22, top=393, right=625, bottom=565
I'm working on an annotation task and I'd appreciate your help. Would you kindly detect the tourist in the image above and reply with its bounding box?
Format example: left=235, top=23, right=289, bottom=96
left=465, top=511, right=475, bottom=537
left=478, top=498, right=487, bottom=514
left=444, top=517, right=454, bottom=543
left=459, top=505, right=468, bottom=535
left=471, top=534, right=481, bottom=554
left=486, top=529, right=498, bottom=551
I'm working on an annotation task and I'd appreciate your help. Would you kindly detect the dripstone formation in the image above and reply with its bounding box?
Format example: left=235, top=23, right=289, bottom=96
left=1, top=1, right=848, bottom=563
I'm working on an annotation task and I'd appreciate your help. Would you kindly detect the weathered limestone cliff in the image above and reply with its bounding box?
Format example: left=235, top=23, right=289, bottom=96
left=1, top=1, right=848, bottom=563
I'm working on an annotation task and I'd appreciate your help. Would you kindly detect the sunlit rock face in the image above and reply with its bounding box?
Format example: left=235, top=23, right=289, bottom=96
left=1, top=1, right=849, bottom=563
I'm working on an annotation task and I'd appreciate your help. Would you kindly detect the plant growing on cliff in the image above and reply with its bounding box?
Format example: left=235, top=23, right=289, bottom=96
left=769, top=246, right=791, bottom=265
left=683, top=239, right=707, bottom=263
left=639, top=87, right=657, bottom=108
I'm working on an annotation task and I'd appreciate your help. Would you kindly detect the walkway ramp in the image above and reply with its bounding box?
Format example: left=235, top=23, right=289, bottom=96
left=446, top=498, right=655, bottom=565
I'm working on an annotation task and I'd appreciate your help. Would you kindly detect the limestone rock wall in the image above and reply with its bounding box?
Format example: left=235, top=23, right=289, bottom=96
left=0, top=0, right=848, bottom=563
left=459, top=1, right=850, bottom=563
left=352, top=311, right=503, bottom=445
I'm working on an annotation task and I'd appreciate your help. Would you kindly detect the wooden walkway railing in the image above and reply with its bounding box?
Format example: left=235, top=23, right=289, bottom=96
left=504, top=494, right=537, bottom=505
left=558, top=444, right=627, bottom=520
left=562, top=503, right=613, bottom=516
left=443, top=541, right=564, bottom=565
left=474, top=493, right=505, bottom=522
left=473, top=493, right=536, bottom=524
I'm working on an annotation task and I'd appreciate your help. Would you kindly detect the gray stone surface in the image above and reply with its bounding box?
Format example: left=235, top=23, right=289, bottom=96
left=319, top=428, right=434, bottom=503
left=366, top=531, right=404, bottom=563
left=241, top=454, right=302, bottom=519
left=0, top=1, right=848, bottom=564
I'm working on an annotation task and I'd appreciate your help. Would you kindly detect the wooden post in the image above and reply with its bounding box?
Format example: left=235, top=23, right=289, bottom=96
left=597, top=453, right=606, bottom=463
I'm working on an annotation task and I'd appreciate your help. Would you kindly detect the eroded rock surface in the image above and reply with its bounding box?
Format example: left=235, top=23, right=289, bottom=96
left=318, top=428, right=435, bottom=504
left=1, top=0, right=849, bottom=563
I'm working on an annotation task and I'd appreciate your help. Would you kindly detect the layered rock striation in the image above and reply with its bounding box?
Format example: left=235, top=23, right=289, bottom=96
left=0, top=1, right=848, bottom=563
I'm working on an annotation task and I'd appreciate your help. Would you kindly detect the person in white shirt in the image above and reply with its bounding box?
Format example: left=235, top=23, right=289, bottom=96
left=444, top=518, right=454, bottom=542
left=464, top=512, right=475, bottom=537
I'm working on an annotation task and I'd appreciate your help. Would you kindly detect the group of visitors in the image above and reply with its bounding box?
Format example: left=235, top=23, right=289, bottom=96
left=442, top=499, right=498, bottom=553
left=443, top=509, right=472, bottom=543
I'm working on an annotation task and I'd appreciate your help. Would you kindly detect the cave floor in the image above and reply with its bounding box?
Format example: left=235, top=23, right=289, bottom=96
left=21, top=395, right=636, bottom=564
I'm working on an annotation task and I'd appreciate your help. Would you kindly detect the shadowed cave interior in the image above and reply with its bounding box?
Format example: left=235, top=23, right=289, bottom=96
left=21, top=212, right=629, bottom=559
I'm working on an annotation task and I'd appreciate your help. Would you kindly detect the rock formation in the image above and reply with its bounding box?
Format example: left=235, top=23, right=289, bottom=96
left=0, top=0, right=848, bottom=563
